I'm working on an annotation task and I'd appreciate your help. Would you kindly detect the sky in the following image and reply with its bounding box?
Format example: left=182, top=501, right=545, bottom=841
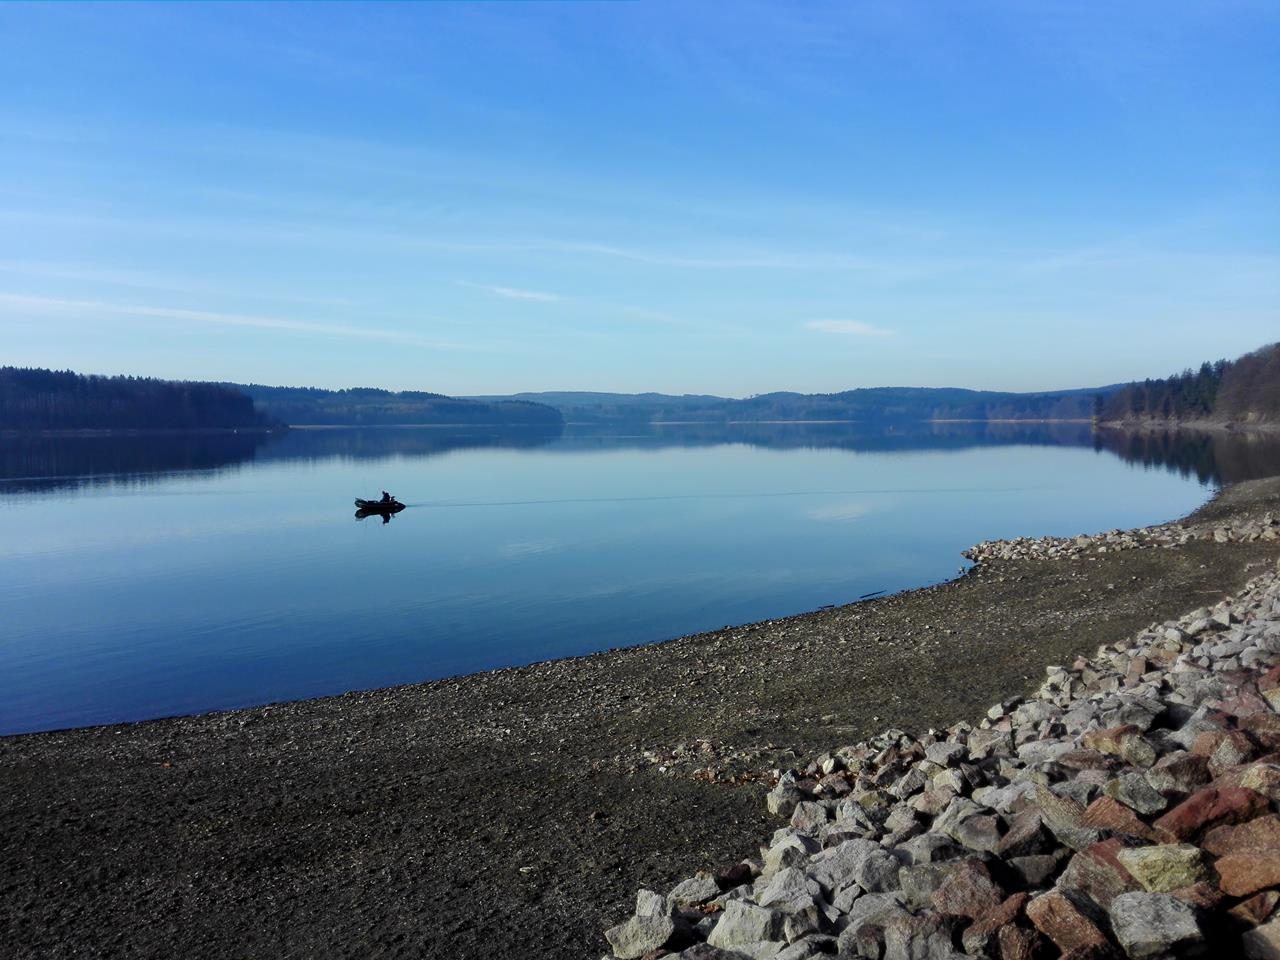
left=0, top=1, right=1276, bottom=397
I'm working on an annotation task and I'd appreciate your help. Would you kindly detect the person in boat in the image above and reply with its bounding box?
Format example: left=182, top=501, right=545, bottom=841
left=380, top=490, right=393, bottom=504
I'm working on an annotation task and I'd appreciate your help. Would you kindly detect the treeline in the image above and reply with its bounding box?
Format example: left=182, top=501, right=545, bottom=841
left=0, top=368, right=273, bottom=431
left=1099, top=343, right=1280, bottom=425
left=235, top=383, right=564, bottom=427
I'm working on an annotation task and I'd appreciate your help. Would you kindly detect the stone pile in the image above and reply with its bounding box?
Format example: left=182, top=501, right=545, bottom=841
left=603, top=562, right=1280, bottom=960
left=963, top=513, right=1278, bottom=564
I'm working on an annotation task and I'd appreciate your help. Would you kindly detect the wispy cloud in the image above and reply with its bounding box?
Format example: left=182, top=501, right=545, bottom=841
left=481, top=284, right=563, bottom=302
left=804, top=319, right=894, bottom=337
left=0, top=293, right=482, bottom=350
left=0, top=259, right=357, bottom=308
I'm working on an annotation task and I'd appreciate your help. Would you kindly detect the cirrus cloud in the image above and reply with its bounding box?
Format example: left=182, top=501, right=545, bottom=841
left=804, top=319, right=894, bottom=337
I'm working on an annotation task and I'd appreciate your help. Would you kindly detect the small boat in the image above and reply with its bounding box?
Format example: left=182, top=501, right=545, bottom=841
left=355, top=497, right=405, bottom=514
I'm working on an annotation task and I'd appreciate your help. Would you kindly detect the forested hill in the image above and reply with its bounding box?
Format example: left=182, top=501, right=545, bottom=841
left=470, top=386, right=1111, bottom=424
left=1099, top=343, right=1280, bottom=426
left=233, top=384, right=564, bottom=427
left=0, top=368, right=273, bottom=431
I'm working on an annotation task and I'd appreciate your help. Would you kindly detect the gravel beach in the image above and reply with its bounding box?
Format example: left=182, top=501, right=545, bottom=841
left=4, top=478, right=1280, bottom=960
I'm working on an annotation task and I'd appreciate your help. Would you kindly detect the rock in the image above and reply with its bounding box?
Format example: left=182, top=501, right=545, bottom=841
left=900, top=832, right=964, bottom=865
left=1230, top=890, right=1280, bottom=927
left=790, top=801, right=829, bottom=835
left=1079, top=796, right=1160, bottom=842
left=897, top=862, right=954, bottom=911
left=1208, top=730, right=1258, bottom=777
left=1109, top=891, right=1204, bottom=959
left=835, top=897, right=910, bottom=960
left=763, top=835, right=820, bottom=879
left=1243, top=917, right=1280, bottom=960
left=960, top=891, right=1028, bottom=956
left=925, top=741, right=966, bottom=766
left=1217, top=850, right=1280, bottom=897
left=807, top=838, right=899, bottom=895
left=1153, top=786, right=1270, bottom=840
left=997, top=807, right=1048, bottom=858
left=1007, top=854, right=1061, bottom=890
left=767, top=783, right=804, bottom=818
left=1242, top=763, right=1280, bottom=802
left=953, top=814, right=1003, bottom=855
left=606, top=891, right=678, bottom=959
left=670, top=875, right=721, bottom=906
left=881, top=910, right=960, bottom=960
left=1103, top=773, right=1168, bottom=816
left=1057, top=839, right=1140, bottom=908
left=1035, top=785, right=1103, bottom=851
left=705, top=901, right=784, bottom=950
left=756, top=868, right=819, bottom=916
left=1025, top=889, right=1109, bottom=952
left=1203, top=814, right=1280, bottom=856
left=714, top=862, right=756, bottom=890
left=1083, top=725, right=1157, bottom=767
left=997, top=925, right=1047, bottom=960
left=1114, top=844, right=1207, bottom=893
left=929, top=858, right=1002, bottom=919
left=1144, top=752, right=1211, bottom=796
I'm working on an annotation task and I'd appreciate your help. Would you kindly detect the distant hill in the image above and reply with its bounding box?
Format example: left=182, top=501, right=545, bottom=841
left=233, top=383, right=564, bottom=427
left=467, top=386, right=1120, bottom=424
left=1099, top=343, right=1280, bottom=427
left=0, top=367, right=273, bottom=431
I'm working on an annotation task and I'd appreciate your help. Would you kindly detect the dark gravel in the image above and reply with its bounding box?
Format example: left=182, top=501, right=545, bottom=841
left=3, top=477, right=1280, bottom=960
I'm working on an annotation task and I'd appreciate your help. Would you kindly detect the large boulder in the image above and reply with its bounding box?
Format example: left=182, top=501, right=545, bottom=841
left=1109, top=891, right=1204, bottom=959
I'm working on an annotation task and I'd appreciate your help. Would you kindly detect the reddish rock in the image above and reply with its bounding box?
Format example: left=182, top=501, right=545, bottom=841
left=1168, top=881, right=1227, bottom=910
left=1259, top=664, right=1280, bottom=693
left=1203, top=814, right=1280, bottom=857
left=1230, top=890, right=1280, bottom=926
left=961, top=892, right=1028, bottom=955
left=1152, top=786, right=1270, bottom=840
left=930, top=858, right=1003, bottom=919
left=1217, top=851, right=1280, bottom=897
left=1080, top=796, right=1163, bottom=842
left=1026, top=889, right=1109, bottom=952
left=997, top=924, right=1047, bottom=960
left=1058, top=839, right=1140, bottom=909
left=1221, top=690, right=1272, bottom=720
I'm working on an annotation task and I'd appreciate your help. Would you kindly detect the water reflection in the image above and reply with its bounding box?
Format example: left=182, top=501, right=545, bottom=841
left=2, top=421, right=1279, bottom=495
left=1094, top=426, right=1280, bottom=486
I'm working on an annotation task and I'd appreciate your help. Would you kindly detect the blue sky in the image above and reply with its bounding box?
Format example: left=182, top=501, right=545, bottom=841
left=0, top=1, right=1276, bottom=396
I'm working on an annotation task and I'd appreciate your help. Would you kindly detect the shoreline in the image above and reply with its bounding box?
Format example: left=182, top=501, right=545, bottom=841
left=4, top=478, right=1280, bottom=959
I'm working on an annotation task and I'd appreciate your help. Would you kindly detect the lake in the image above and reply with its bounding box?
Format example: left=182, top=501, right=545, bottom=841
left=2, top=421, right=1278, bottom=735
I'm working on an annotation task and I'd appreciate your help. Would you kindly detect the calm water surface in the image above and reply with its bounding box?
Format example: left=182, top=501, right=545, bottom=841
left=2, top=422, right=1277, bottom=734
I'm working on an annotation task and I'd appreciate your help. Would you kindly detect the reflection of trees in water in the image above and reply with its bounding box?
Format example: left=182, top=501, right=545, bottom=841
left=1095, top=427, right=1280, bottom=486
left=559, top=419, right=1096, bottom=454
left=0, top=432, right=273, bottom=493
left=0, top=426, right=567, bottom=494
left=256, top=425, right=565, bottom=464
left=4, top=421, right=1278, bottom=495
